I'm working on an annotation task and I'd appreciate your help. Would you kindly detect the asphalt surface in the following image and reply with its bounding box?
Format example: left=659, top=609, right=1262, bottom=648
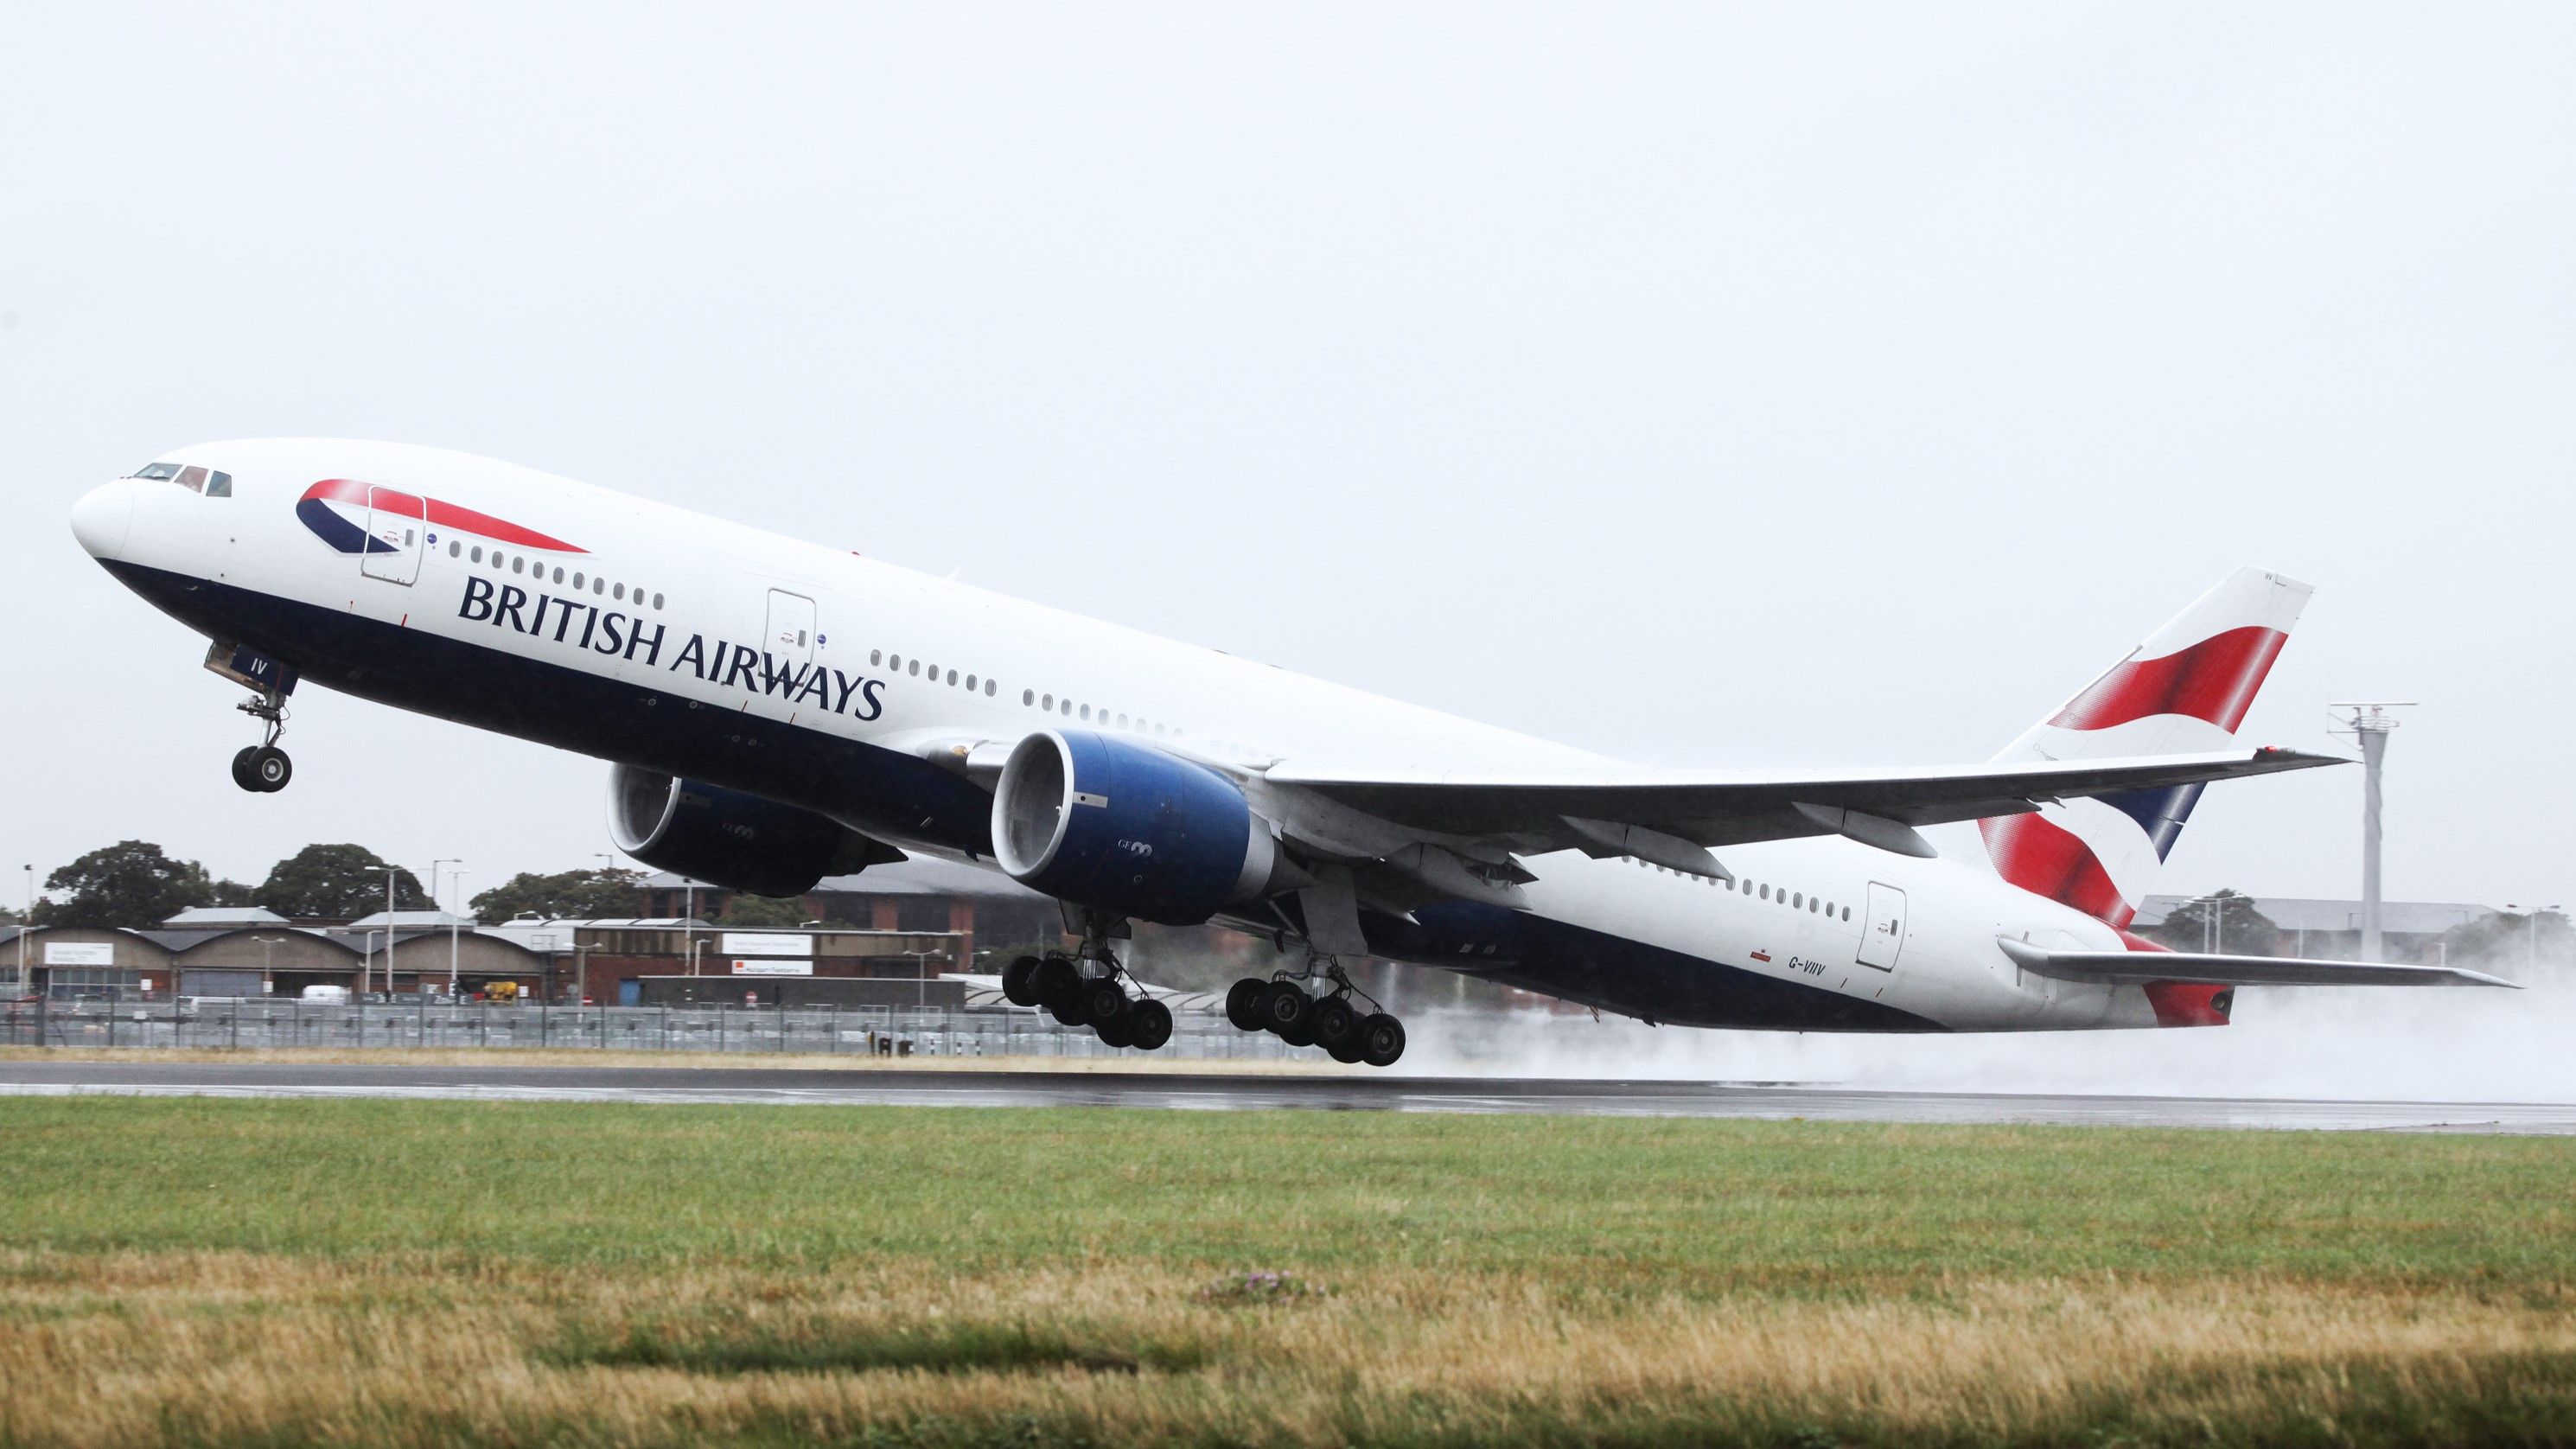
left=3, top=1058, right=2571, bottom=1133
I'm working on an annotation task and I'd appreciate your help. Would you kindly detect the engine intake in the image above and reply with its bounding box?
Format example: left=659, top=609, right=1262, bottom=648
left=609, top=764, right=896, bottom=897
left=992, top=731, right=1281, bottom=924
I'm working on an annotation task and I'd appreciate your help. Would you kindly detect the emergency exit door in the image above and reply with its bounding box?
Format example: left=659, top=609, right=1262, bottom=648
left=1856, top=882, right=1908, bottom=970
left=765, top=590, right=816, bottom=667
left=359, top=486, right=424, bottom=585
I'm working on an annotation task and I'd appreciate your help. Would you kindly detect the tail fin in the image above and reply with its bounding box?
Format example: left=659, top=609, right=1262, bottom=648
left=1980, top=567, right=2311, bottom=929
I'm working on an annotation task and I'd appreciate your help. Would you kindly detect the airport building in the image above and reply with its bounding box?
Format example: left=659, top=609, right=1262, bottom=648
left=2131, top=895, right=2502, bottom=965
left=633, top=855, right=1062, bottom=962
left=3, top=913, right=968, bottom=1005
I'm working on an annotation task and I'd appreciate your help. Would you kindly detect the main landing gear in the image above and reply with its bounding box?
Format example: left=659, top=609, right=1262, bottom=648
left=228, top=686, right=293, bottom=794
left=1225, top=958, right=1406, bottom=1068
left=998, top=912, right=1173, bottom=1052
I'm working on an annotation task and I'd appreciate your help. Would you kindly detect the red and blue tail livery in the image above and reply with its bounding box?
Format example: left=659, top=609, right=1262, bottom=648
left=1980, top=567, right=2307, bottom=929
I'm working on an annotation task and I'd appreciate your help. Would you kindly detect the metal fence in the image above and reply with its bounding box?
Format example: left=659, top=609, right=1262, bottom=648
left=0, top=999, right=1301, bottom=1061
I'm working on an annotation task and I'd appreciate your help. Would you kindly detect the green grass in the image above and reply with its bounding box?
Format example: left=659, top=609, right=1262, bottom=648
left=3, top=1097, right=2573, bottom=1447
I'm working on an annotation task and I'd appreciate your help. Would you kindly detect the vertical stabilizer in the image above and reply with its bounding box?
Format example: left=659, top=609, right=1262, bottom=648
left=1980, top=567, right=2311, bottom=929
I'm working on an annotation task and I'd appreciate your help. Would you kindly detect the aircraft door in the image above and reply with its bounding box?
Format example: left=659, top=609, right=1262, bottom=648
left=1856, top=882, right=1908, bottom=970
left=764, top=590, right=817, bottom=667
left=359, top=487, right=424, bottom=585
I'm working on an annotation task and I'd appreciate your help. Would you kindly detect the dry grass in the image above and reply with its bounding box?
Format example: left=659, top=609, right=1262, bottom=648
left=3, top=1097, right=2572, bottom=1446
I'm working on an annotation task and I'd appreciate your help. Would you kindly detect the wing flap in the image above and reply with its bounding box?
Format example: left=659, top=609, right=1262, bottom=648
left=1996, top=937, right=2517, bottom=988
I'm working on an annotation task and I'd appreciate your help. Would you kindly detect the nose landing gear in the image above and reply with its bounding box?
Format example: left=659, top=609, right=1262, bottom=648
left=229, top=687, right=292, bottom=794
left=1228, top=957, right=1406, bottom=1067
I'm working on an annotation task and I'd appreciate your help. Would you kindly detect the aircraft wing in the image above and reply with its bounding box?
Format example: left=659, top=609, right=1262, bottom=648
left=1995, top=937, right=2517, bottom=988
left=1260, top=747, right=2344, bottom=858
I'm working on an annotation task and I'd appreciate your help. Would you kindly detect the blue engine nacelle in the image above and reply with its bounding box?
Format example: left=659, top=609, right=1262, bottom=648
left=609, top=764, right=898, bottom=897
left=992, top=731, right=1283, bottom=925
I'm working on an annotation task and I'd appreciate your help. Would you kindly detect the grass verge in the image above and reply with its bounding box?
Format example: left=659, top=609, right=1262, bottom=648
left=1, top=1096, right=2571, bottom=1446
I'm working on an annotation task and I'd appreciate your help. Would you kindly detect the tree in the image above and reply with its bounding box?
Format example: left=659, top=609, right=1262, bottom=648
left=717, top=893, right=809, bottom=928
left=2143, top=890, right=2280, bottom=955
left=469, top=868, right=647, bottom=922
left=29, top=841, right=221, bottom=929
left=255, top=845, right=427, bottom=921
left=2440, top=910, right=2573, bottom=975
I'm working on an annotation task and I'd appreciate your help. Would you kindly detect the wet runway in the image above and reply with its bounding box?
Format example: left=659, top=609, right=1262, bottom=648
left=2, top=1058, right=2572, bottom=1133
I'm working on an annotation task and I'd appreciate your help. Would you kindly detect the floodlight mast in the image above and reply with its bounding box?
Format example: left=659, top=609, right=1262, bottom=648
left=2330, top=702, right=2417, bottom=961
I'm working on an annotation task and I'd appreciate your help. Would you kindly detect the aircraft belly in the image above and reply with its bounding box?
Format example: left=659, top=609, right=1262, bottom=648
left=99, top=562, right=996, bottom=857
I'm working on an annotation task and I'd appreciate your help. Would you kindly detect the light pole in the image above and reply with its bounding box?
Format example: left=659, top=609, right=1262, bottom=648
left=690, top=937, right=713, bottom=977
left=360, top=929, right=381, bottom=1000
left=16, top=865, right=29, bottom=998
left=448, top=867, right=469, bottom=998
left=2506, top=903, right=2560, bottom=974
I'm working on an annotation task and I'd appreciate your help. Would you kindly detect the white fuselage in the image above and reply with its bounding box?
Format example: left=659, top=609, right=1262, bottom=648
left=72, top=438, right=2161, bottom=1032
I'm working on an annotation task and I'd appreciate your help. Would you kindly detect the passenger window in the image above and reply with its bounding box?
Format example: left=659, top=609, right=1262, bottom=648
left=1080, top=705, right=1091, bottom=720
left=985, top=680, right=997, bottom=696
left=1023, top=689, right=1036, bottom=705
left=572, top=572, right=583, bottom=589
left=612, top=583, right=623, bottom=599
left=653, top=593, right=664, bottom=610
left=551, top=566, right=564, bottom=584
left=1757, top=884, right=1768, bottom=900
left=947, top=669, right=957, bottom=686
left=873, top=651, right=883, bottom=667
left=966, top=674, right=977, bottom=691
left=909, top=660, right=921, bottom=676
left=1117, top=713, right=1128, bottom=728
left=206, top=471, right=233, bottom=497
left=470, top=546, right=483, bottom=563
left=1793, top=893, right=1801, bottom=909
left=449, top=541, right=462, bottom=558
left=1062, top=699, right=1073, bottom=715
left=592, top=577, right=605, bottom=595
left=1843, top=906, right=1852, bottom=922
left=1042, top=694, right=1054, bottom=710
left=513, top=557, right=526, bottom=574
left=889, top=654, right=901, bottom=670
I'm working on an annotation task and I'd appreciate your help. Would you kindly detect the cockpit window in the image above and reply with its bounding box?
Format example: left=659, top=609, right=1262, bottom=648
left=125, top=462, right=232, bottom=496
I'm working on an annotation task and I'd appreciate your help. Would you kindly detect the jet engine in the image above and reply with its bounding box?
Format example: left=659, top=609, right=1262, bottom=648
left=992, top=731, right=1288, bottom=924
left=608, top=764, right=896, bottom=897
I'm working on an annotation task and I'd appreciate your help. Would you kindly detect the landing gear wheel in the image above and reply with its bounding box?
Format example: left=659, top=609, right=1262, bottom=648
left=230, top=746, right=263, bottom=793
left=246, top=746, right=291, bottom=793
left=1279, top=1018, right=1317, bottom=1049
left=1000, top=955, right=1044, bottom=1007
left=1037, top=956, right=1083, bottom=1021
left=1259, top=981, right=1313, bottom=1037
left=1224, top=978, right=1269, bottom=1031
left=1094, top=1009, right=1135, bottom=1049
left=1325, top=1037, right=1365, bottom=1065
left=1310, top=997, right=1361, bottom=1050
left=1359, top=1013, right=1406, bottom=1068
left=1080, top=977, right=1129, bottom=1028
left=1126, top=999, right=1172, bottom=1051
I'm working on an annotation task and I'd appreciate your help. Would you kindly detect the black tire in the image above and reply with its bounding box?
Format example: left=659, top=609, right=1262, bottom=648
left=1325, top=1036, right=1364, bottom=1065
left=1127, top=999, right=1172, bottom=1051
left=1224, top=978, right=1269, bottom=1031
left=1279, top=1018, right=1317, bottom=1049
left=1000, top=955, right=1043, bottom=1007
left=1037, top=956, right=1082, bottom=1017
left=250, top=747, right=292, bottom=792
left=1310, top=996, right=1361, bottom=1050
left=1080, top=976, right=1128, bottom=1027
left=1094, top=1011, right=1134, bottom=1049
left=1259, top=981, right=1312, bottom=1036
left=1359, top=1013, right=1406, bottom=1068
left=230, top=746, right=264, bottom=793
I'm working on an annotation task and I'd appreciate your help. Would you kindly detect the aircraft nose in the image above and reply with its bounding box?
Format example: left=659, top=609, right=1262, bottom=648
left=70, top=481, right=135, bottom=559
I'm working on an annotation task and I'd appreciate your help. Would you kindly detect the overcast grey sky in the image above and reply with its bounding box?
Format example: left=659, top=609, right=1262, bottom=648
left=3, top=3, right=2569, bottom=912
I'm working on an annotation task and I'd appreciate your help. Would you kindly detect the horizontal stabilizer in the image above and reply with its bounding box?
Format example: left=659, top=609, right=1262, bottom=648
left=1996, top=937, right=2517, bottom=988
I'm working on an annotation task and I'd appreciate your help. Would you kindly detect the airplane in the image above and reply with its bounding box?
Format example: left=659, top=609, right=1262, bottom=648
left=67, top=440, right=2512, bottom=1064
